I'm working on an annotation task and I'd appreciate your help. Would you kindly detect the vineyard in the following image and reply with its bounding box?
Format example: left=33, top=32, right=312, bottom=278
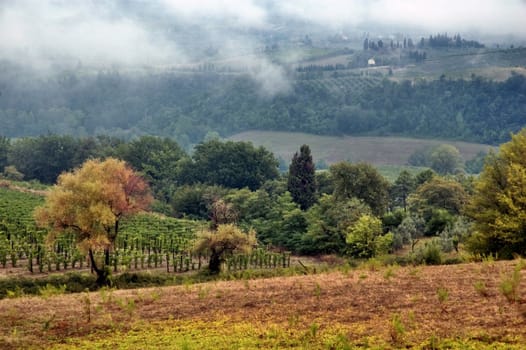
left=296, top=74, right=383, bottom=98
left=0, top=187, right=290, bottom=278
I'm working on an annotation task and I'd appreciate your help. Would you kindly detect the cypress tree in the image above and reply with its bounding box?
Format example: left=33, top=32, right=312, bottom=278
left=287, top=144, right=317, bottom=210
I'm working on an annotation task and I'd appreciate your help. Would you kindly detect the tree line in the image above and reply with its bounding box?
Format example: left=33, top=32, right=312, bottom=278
left=363, top=34, right=483, bottom=51
left=4, top=129, right=526, bottom=283
left=1, top=62, right=525, bottom=147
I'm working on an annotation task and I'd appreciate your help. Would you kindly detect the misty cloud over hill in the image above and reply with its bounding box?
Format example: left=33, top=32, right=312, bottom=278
left=0, top=1, right=525, bottom=133
left=1, top=0, right=525, bottom=69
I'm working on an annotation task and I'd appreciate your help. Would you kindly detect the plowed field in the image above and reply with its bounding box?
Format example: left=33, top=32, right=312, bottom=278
left=1, top=260, right=525, bottom=349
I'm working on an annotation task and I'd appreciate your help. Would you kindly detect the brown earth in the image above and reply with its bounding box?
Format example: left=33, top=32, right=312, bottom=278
left=229, top=131, right=494, bottom=166
left=0, top=260, right=525, bottom=349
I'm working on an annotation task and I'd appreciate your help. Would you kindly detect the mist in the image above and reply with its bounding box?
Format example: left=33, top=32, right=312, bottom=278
left=276, top=0, right=526, bottom=35
left=1, top=0, right=525, bottom=92
left=0, top=1, right=185, bottom=68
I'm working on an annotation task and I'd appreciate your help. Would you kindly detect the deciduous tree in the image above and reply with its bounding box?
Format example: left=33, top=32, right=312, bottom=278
left=410, top=177, right=467, bottom=214
left=346, top=214, right=393, bottom=258
left=394, top=215, right=425, bottom=252
left=408, top=177, right=467, bottom=235
left=303, top=195, right=371, bottom=254
left=330, top=162, right=390, bottom=216
left=193, top=224, right=256, bottom=274
left=467, top=129, right=526, bottom=257
left=430, top=144, right=463, bottom=175
left=8, top=135, right=81, bottom=184
left=179, top=140, right=279, bottom=190
left=415, top=169, right=435, bottom=186
left=121, top=136, right=186, bottom=200
left=34, top=158, right=152, bottom=285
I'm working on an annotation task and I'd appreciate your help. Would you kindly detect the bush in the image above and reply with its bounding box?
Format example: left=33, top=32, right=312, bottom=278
left=0, top=273, right=97, bottom=299
left=376, top=232, right=394, bottom=255
left=346, top=214, right=391, bottom=258
left=2, top=165, right=24, bottom=181
left=422, top=241, right=443, bottom=265
left=410, top=240, right=442, bottom=265
left=443, top=257, right=464, bottom=265
left=425, top=209, right=454, bottom=236
left=392, top=231, right=405, bottom=250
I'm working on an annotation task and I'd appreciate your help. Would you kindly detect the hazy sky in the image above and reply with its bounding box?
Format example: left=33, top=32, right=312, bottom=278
left=275, top=0, right=526, bottom=34
left=0, top=0, right=525, bottom=70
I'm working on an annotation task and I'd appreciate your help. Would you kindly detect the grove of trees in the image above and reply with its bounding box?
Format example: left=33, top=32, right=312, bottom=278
left=3, top=128, right=526, bottom=275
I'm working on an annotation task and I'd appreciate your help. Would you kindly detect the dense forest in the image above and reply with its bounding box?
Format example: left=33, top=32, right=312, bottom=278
left=1, top=61, right=525, bottom=148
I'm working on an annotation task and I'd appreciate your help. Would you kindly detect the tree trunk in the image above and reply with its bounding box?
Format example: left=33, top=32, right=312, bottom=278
left=89, top=249, right=110, bottom=287
left=104, top=248, right=110, bottom=266
left=208, top=251, right=222, bottom=274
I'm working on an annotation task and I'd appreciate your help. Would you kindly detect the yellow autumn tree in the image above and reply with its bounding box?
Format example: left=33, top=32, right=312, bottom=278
left=466, top=128, right=526, bottom=257
left=193, top=224, right=256, bottom=274
left=34, top=158, right=152, bottom=285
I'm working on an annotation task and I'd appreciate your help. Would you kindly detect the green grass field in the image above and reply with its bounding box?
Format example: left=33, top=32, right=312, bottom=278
left=229, top=131, right=494, bottom=168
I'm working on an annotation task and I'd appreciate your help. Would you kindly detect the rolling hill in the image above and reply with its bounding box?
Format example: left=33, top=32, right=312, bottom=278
left=229, top=131, right=494, bottom=167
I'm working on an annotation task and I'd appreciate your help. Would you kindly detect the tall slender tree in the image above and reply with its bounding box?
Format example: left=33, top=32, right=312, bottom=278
left=288, top=144, right=317, bottom=210
left=391, top=170, right=416, bottom=211
left=0, top=136, right=9, bottom=171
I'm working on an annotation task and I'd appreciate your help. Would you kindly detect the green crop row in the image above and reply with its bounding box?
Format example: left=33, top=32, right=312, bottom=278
left=0, top=188, right=287, bottom=275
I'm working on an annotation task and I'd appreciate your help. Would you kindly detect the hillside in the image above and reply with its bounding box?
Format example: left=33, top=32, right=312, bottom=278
left=1, top=48, right=525, bottom=148
left=229, top=131, right=494, bottom=166
left=301, top=47, right=526, bottom=81
left=0, top=182, right=204, bottom=279
left=1, top=260, right=524, bottom=349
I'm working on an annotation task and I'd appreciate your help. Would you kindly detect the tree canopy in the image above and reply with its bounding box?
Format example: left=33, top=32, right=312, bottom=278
left=408, top=177, right=467, bottom=235
left=467, top=128, right=526, bottom=257
left=121, top=135, right=187, bottom=199
left=330, top=162, right=390, bottom=216
left=8, top=135, right=85, bottom=184
left=346, top=214, right=393, bottom=258
left=303, top=195, right=371, bottom=254
left=179, top=139, right=279, bottom=190
left=430, top=144, right=463, bottom=175
left=409, top=177, right=467, bottom=216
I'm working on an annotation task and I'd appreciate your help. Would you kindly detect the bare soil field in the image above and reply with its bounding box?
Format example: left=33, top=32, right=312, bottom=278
left=230, top=131, right=494, bottom=166
left=0, top=260, right=525, bottom=349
